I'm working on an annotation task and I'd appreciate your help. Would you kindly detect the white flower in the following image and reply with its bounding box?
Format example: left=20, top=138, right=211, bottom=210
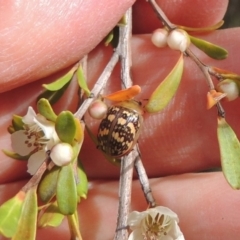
left=88, top=99, right=108, bottom=119
left=50, top=143, right=73, bottom=166
left=151, top=28, right=168, bottom=48
left=11, top=107, right=60, bottom=175
left=127, top=206, right=184, bottom=240
left=217, top=79, right=239, bottom=101
left=167, top=29, right=190, bottom=52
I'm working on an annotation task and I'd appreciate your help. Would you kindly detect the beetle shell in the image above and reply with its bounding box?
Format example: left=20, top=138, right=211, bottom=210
left=97, top=105, right=143, bottom=157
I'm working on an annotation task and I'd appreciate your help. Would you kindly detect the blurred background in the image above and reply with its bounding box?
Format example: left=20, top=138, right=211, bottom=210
left=222, top=0, right=240, bottom=28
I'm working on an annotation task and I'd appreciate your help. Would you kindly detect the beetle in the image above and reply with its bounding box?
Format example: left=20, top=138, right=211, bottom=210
left=97, top=100, right=143, bottom=157
left=89, top=85, right=143, bottom=158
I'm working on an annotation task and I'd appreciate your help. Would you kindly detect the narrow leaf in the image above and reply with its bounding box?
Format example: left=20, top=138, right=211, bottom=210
left=0, top=191, right=25, bottom=238
left=37, top=81, right=71, bottom=105
left=76, top=66, right=91, bottom=96
left=178, top=20, right=224, bottom=32
left=12, top=188, right=38, bottom=240
left=76, top=162, right=88, bottom=201
left=38, top=166, right=60, bottom=203
left=145, top=54, right=184, bottom=113
left=55, top=111, right=76, bottom=144
left=57, top=164, right=77, bottom=215
left=38, top=201, right=65, bottom=227
left=190, top=35, right=228, bottom=60
left=37, top=98, right=57, bottom=122
left=217, top=117, right=240, bottom=189
left=2, top=149, right=28, bottom=161
left=43, top=66, right=77, bottom=91
left=12, top=115, right=24, bottom=131
left=67, top=213, right=82, bottom=240
left=104, top=30, right=114, bottom=46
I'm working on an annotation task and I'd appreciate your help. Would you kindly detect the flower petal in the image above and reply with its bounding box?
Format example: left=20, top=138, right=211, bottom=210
left=11, top=130, right=35, bottom=156
left=128, top=230, right=144, bottom=240
left=128, top=211, right=146, bottom=229
left=27, top=150, right=46, bottom=175
left=34, top=116, right=56, bottom=139
left=155, top=206, right=179, bottom=222
left=22, top=107, right=37, bottom=125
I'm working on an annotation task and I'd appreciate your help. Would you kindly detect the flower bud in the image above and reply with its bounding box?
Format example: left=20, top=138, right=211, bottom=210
left=167, top=29, right=190, bottom=52
left=217, top=79, right=239, bottom=101
left=50, top=143, right=73, bottom=166
left=151, top=28, right=168, bottom=48
left=88, top=99, right=108, bottom=119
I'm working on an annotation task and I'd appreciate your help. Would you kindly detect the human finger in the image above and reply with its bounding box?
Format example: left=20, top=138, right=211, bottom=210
left=0, top=0, right=135, bottom=92
left=1, top=28, right=240, bottom=182
left=1, top=172, right=239, bottom=240
left=132, top=0, right=228, bottom=33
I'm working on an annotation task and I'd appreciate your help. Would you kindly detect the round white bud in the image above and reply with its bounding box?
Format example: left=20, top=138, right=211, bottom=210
left=88, top=99, right=108, bottom=119
left=167, top=29, right=190, bottom=52
left=151, top=28, right=168, bottom=48
left=217, top=79, right=239, bottom=101
left=50, top=143, right=73, bottom=166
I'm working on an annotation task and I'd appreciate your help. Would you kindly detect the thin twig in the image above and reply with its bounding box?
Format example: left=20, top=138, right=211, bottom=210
left=148, top=0, right=225, bottom=118
left=114, top=8, right=134, bottom=240
left=134, top=152, right=156, bottom=208
left=148, top=0, right=176, bottom=30
left=74, top=51, right=120, bottom=119
left=114, top=151, right=135, bottom=240
left=21, top=161, right=47, bottom=192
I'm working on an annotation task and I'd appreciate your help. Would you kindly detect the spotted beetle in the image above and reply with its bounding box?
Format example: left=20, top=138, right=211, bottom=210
left=97, top=100, right=143, bottom=157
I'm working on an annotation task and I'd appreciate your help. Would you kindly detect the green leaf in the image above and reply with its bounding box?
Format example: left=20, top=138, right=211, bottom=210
left=217, top=117, right=240, bottom=189
left=55, top=111, right=76, bottom=144
left=76, top=162, right=88, bottom=201
left=57, top=164, right=77, bottom=215
left=104, top=30, right=114, bottom=46
left=0, top=191, right=25, bottom=238
left=12, top=115, right=24, bottom=131
left=76, top=66, right=91, bottom=96
left=117, top=14, right=127, bottom=26
left=38, top=201, right=65, bottom=228
left=43, top=66, right=77, bottom=91
left=190, top=35, right=228, bottom=60
left=67, top=212, right=82, bottom=239
left=145, top=54, right=184, bottom=113
left=38, top=166, right=60, bottom=203
left=103, top=26, right=119, bottom=48
left=2, top=149, right=28, bottom=161
left=178, top=20, right=224, bottom=32
left=12, top=188, right=38, bottom=240
left=37, top=98, right=57, bottom=122
left=37, top=80, right=71, bottom=105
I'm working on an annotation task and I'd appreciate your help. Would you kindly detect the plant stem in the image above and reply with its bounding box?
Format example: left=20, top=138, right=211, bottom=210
left=114, top=151, right=135, bottom=240
left=114, top=8, right=134, bottom=240
left=67, top=213, right=83, bottom=240
left=74, top=51, right=119, bottom=119
left=134, top=153, right=156, bottom=208
left=148, top=0, right=176, bottom=30
left=148, top=0, right=225, bottom=118
left=22, top=161, right=47, bottom=193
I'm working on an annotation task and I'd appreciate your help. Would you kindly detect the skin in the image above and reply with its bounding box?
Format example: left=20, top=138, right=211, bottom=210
left=1, top=0, right=240, bottom=239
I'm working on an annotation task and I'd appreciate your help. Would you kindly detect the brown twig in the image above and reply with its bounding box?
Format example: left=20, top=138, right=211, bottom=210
left=148, top=0, right=225, bottom=118
left=134, top=152, right=156, bottom=208
left=74, top=51, right=119, bottom=119
left=114, top=8, right=134, bottom=240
